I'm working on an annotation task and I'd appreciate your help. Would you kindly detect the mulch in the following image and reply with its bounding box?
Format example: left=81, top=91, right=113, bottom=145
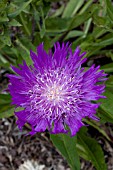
left=0, top=117, right=113, bottom=170
left=0, top=117, right=70, bottom=170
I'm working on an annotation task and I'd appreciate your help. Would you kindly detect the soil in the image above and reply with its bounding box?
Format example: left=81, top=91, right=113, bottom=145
left=0, top=116, right=113, bottom=170
left=0, top=117, right=70, bottom=170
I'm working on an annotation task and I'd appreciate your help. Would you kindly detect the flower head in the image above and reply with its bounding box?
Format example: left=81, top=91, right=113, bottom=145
left=8, top=43, right=107, bottom=136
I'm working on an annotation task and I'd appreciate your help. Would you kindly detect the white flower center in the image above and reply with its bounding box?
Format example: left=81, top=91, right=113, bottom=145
left=46, top=83, right=63, bottom=102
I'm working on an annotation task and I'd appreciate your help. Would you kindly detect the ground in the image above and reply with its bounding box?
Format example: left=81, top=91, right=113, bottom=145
left=0, top=117, right=113, bottom=170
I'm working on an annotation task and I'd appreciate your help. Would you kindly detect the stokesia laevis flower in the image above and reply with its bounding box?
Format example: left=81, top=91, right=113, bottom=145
left=8, top=42, right=107, bottom=136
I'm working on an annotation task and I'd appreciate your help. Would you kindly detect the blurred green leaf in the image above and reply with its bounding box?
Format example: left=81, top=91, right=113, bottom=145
left=64, top=30, right=84, bottom=40
left=77, top=129, right=107, bottom=170
left=0, top=1, right=7, bottom=11
left=93, top=15, right=108, bottom=27
left=15, top=38, right=33, bottom=65
left=92, top=36, right=113, bottom=47
left=39, top=7, right=46, bottom=38
left=62, top=0, right=84, bottom=18
left=0, top=33, right=11, bottom=46
left=51, top=5, right=64, bottom=18
left=101, top=63, right=113, bottom=73
left=106, top=75, right=113, bottom=86
left=105, top=0, right=113, bottom=22
left=51, top=134, right=80, bottom=170
left=45, top=17, right=70, bottom=33
left=8, top=19, right=22, bottom=26
left=84, top=119, right=111, bottom=142
left=92, top=27, right=107, bottom=39
left=83, top=18, right=92, bottom=38
left=98, top=87, right=113, bottom=123
left=79, top=0, right=92, bottom=14
left=8, top=0, right=32, bottom=18
left=106, top=51, right=113, bottom=60
left=0, top=12, right=9, bottom=22
left=69, top=4, right=99, bottom=30
left=0, top=94, right=11, bottom=105
left=0, top=106, right=14, bottom=118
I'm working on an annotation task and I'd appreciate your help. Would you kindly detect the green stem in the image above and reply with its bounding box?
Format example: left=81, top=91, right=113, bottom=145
left=19, top=13, right=31, bottom=36
left=31, top=3, right=41, bottom=31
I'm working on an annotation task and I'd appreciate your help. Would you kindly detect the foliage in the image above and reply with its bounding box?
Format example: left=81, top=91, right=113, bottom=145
left=0, top=0, right=113, bottom=169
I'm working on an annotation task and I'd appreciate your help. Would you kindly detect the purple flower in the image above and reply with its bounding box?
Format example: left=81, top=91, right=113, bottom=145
left=8, top=43, right=107, bottom=136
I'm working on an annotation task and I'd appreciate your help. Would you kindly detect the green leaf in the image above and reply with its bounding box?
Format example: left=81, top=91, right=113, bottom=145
left=69, top=4, right=99, bottom=30
left=8, top=0, right=32, bottom=18
left=0, top=105, right=14, bottom=118
left=82, top=18, right=92, bottom=38
left=0, top=13, right=9, bottom=22
left=77, top=129, right=107, bottom=170
left=98, top=87, right=113, bottom=123
left=64, top=30, right=84, bottom=40
left=0, top=1, right=7, bottom=11
left=45, top=17, right=70, bottom=33
left=51, top=134, right=80, bottom=170
left=105, top=0, right=113, bottom=22
left=15, top=38, right=33, bottom=65
left=79, top=0, right=93, bottom=14
left=62, top=0, right=84, bottom=18
left=0, top=94, right=11, bottom=105
left=84, top=119, right=111, bottom=142
left=93, top=15, right=108, bottom=27
left=106, top=75, right=113, bottom=86
left=101, top=63, right=113, bottom=73
left=51, top=5, right=64, bottom=17
left=39, top=8, right=46, bottom=38
left=93, top=37, right=113, bottom=47
left=0, top=53, right=9, bottom=64
left=92, top=27, right=108, bottom=39
left=106, top=51, right=113, bottom=60
left=0, top=34, right=11, bottom=46
left=8, top=19, right=22, bottom=26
